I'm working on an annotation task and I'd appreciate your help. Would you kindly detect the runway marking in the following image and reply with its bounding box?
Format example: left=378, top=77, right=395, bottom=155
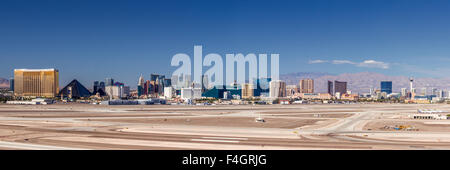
left=190, top=139, right=240, bottom=143
left=201, top=136, right=248, bottom=140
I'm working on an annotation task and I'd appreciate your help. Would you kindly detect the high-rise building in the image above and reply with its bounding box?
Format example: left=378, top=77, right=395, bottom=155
left=105, top=84, right=130, bottom=99
left=9, top=78, right=14, bottom=92
left=147, top=74, right=163, bottom=97
left=299, top=79, right=314, bottom=93
left=164, top=78, right=172, bottom=87
left=158, top=75, right=165, bottom=95
left=149, top=80, right=157, bottom=96
left=147, top=74, right=165, bottom=96
left=437, top=90, right=444, bottom=98
left=149, top=74, right=166, bottom=97
left=380, top=81, right=392, bottom=94
left=327, top=81, right=333, bottom=95
left=269, top=80, right=286, bottom=98
left=420, top=88, right=427, bottom=96
left=99, top=82, right=105, bottom=91
left=411, top=88, right=417, bottom=96
left=93, top=81, right=99, bottom=94
left=137, top=74, right=145, bottom=97
left=14, top=69, right=59, bottom=98
left=150, top=74, right=160, bottom=82
left=138, top=74, right=145, bottom=87
left=253, top=77, right=271, bottom=97
left=171, top=75, right=179, bottom=89
left=105, top=78, right=114, bottom=86
left=123, top=86, right=130, bottom=97
left=401, top=88, right=407, bottom=97
left=164, top=87, right=174, bottom=99
left=184, top=74, right=192, bottom=88
left=143, top=80, right=150, bottom=96
left=137, top=85, right=143, bottom=97
left=201, top=75, right=209, bottom=92
left=409, top=77, right=414, bottom=93
left=334, top=81, right=347, bottom=95
left=432, top=88, right=439, bottom=96
left=241, top=83, right=254, bottom=98
left=105, top=86, right=121, bottom=99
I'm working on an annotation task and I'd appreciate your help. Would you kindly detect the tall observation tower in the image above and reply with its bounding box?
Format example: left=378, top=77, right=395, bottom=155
left=409, top=77, right=414, bottom=92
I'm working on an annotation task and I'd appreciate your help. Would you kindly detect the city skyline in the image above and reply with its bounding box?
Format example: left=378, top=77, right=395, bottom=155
left=5, top=69, right=450, bottom=93
left=2, top=0, right=450, bottom=87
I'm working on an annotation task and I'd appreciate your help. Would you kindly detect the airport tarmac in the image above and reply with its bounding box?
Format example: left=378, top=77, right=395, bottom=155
left=0, top=103, right=449, bottom=150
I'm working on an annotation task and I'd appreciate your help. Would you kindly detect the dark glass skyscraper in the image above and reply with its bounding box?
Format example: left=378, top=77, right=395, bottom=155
left=93, top=81, right=99, bottom=94
left=9, top=78, right=14, bottom=92
left=334, top=81, right=347, bottom=95
left=137, top=85, right=143, bottom=96
left=381, top=81, right=393, bottom=94
left=99, top=82, right=105, bottom=91
left=327, top=81, right=333, bottom=95
left=253, top=77, right=271, bottom=96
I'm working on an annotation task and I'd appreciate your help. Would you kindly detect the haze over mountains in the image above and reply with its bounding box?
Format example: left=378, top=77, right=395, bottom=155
left=281, top=72, right=450, bottom=94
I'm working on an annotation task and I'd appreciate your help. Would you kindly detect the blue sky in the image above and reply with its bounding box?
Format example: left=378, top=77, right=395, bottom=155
left=1, top=0, right=450, bottom=88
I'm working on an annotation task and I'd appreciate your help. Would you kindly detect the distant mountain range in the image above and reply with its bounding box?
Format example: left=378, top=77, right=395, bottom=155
left=281, top=72, right=450, bottom=93
left=0, top=78, right=9, bottom=88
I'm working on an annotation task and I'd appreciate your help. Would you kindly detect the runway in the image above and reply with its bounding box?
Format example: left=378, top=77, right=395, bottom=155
left=0, top=103, right=450, bottom=149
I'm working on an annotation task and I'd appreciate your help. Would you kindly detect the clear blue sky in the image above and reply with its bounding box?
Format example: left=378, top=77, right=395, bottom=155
left=1, top=0, right=450, bottom=88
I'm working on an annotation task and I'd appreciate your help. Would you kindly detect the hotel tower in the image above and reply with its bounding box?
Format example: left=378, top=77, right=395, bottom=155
left=13, top=69, right=59, bottom=98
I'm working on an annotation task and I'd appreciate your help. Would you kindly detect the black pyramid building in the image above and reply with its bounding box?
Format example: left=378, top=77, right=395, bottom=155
left=59, top=79, right=92, bottom=99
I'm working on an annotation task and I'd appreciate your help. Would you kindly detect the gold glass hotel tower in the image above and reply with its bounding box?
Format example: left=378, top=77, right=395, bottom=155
left=14, top=69, right=59, bottom=98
